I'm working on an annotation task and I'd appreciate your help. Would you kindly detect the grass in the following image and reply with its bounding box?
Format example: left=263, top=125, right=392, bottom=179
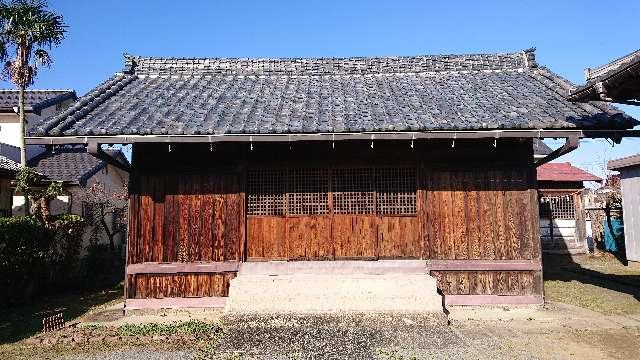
left=0, top=283, right=123, bottom=344
left=116, top=320, right=221, bottom=337
left=543, top=254, right=640, bottom=315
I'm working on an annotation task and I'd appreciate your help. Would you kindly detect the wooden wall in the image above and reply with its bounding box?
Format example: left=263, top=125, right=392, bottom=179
left=247, top=215, right=419, bottom=260
left=126, top=168, right=244, bottom=300
left=126, top=273, right=236, bottom=299
left=127, top=140, right=542, bottom=303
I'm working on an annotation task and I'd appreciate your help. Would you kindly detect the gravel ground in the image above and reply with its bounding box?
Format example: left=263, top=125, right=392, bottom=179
left=62, top=349, right=196, bottom=360
left=11, top=310, right=640, bottom=360
left=216, top=313, right=458, bottom=359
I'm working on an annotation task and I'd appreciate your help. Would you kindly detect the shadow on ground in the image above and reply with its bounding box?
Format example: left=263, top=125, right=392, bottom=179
left=0, top=283, right=123, bottom=344
left=543, top=253, right=640, bottom=302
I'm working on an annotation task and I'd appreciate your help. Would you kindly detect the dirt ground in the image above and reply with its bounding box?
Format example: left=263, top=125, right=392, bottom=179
left=1, top=253, right=639, bottom=360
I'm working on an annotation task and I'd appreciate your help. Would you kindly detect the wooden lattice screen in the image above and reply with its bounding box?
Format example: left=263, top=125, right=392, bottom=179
left=247, top=168, right=286, bottom=215
left=539, top=195, right=576, bottom=220
left=376, top=167, right=417, bottom=215
left=288, top=168, right=330, bottom=215
left=332, top=168, right=375, bottom=214
left=247, top=167, right=416, bottom=216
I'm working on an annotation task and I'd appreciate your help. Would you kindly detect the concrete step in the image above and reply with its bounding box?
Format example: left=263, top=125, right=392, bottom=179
left=225, top=261, right=444, bottom=315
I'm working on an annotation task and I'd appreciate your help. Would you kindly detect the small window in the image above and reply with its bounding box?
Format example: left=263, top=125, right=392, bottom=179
left=539, top=196, right=575, bottom=219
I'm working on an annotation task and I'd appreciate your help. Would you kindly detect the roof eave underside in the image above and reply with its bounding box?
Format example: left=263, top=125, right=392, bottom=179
left=569, top=54, right=640, bottom=103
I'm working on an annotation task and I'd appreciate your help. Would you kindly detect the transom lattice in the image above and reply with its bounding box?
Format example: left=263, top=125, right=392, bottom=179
left=247, top=167, right=417, bottom=216
left=332, top=168, right=375, bottom=214
left=539, top=195, right=576, bottom=220
left=247, top=169, right=286, bottom=215
left=376, top=167, right=417, bottom=215
left=287, top=168, right=329, bottom=215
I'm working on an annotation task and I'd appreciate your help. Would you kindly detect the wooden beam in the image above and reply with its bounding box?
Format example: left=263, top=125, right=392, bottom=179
left=535, top=135, right=579, bottom=167
left=127, top=261, right=239, bottom=274
left=87, top=141, right=131, bottom=172
left=426, top=260, right=541, bottom=271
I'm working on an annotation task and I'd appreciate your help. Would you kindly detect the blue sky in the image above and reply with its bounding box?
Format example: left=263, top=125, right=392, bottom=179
left=3, top=0, right=639, bottom=178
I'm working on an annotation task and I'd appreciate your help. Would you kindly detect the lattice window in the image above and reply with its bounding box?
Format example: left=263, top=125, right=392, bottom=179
left=287, top=168, right=329, bottom=215
left=539, top=196, right=575, bottom=220
left=247, top=169, right=286, bottom=215
left=248, top=166, right=417, bottom=216
left=332, top=168, right=375, bottom=214
left=375, top=167, right=417, bottom=215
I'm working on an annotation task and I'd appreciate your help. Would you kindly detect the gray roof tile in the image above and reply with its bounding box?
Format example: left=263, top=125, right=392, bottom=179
left=27, top=146, right=125, bottom=185
left=0, top=89, right=76, bottom=113
left=0, top=155, right=20, bottom=175
left=32, top=49, right=637, bottom=137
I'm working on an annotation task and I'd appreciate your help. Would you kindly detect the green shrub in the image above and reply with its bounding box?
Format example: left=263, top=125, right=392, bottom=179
left=47, top=214, right=85, bottom=290
left=0, top=216, right=53, bottom=304
left=80, top=243, right=123, bottom=289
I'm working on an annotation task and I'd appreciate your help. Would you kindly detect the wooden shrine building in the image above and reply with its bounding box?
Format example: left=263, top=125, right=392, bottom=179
left=26, top=49, right=638, bottom=309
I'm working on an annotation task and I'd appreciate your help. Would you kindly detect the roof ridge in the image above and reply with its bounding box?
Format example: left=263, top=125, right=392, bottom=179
left=0, top=89, right=75, bottom=92
left=123, top=50, right=534, bottom=76
left=586, top=49, right=640, bottom=81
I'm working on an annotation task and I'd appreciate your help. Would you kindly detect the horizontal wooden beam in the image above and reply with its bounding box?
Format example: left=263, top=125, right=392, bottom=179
left=239, top=260, right=428, bottom=275
left=445, top=295, right=543, bottom=306
left=25, top=129, right=640, bottom=145
left=426, top=260, right=541, bottom=271
left=127, top=261, right=239, bottom=275
left=124, top=297, right=226, bottom=311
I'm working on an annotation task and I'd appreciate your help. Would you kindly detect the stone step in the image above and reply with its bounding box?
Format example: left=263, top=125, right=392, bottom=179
left=225, top=262, right=444, bottom=315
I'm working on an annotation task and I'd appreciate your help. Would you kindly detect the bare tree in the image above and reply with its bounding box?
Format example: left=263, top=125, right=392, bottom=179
left=80, top=181, right=127, bottom=251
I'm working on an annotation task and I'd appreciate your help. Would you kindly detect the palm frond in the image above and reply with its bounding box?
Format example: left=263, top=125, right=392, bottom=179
left=0, top=0, right=66, bottom=86
left=33, top=47, right=50, bottom=68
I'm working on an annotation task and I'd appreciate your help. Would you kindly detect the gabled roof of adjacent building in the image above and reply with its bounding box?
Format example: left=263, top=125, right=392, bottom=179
left=27, top=146, right=128, bottom=185
left=0, top=89, right=77, bottom=114
left=569, top=49, right=640, bottom=103
left=0, top=155, right=20, bottom=176
left=537, top=162, right=601, bottom=182
left=533, top=139, right=553, bottom=157
left=30, top=49, right=637, bottom=138
left=608, top=153, right=640, bottom=170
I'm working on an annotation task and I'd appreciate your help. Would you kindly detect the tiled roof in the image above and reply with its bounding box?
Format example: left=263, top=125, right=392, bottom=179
left=537, top=162, right=601, bottom=182
left=27, top=146, right=125, bottom=185
left=608, top=153, right=640, bottom=170
left=0, top=155, right=20, bottom=175
left=0, top=90, right=76, bottom=113
left=32, top=49, right=637, bottom=137
left=533, top=139, right=553, bottom=156
left=569, top=49, right=640, bottom=102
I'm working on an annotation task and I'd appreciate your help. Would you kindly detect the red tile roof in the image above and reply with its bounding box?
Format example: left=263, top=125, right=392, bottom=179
left=537, top=162, right=601, bottom=182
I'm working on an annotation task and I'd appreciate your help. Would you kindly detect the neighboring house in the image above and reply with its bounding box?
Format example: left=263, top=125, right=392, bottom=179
left=0, top=89, right=77, bottom=158
left=25, top=49, right=638, bottom=311
left=569, top=49, right=640, bottom=104
left=0, top=155, right=19, bottom=217
left=608, top=154, right=640, bottom=263
left=537, top=162, right=601, bottom=254
left=12, top=146, right=130, bottom=248
left=0, top=89, right=78, bottom=213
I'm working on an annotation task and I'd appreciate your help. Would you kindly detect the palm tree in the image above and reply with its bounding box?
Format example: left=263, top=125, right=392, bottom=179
left=0, top=0, right=66, bottom=167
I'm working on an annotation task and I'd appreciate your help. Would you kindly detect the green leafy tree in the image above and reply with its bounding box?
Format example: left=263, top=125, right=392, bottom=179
left=0, top=0, right=66, bottom=167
